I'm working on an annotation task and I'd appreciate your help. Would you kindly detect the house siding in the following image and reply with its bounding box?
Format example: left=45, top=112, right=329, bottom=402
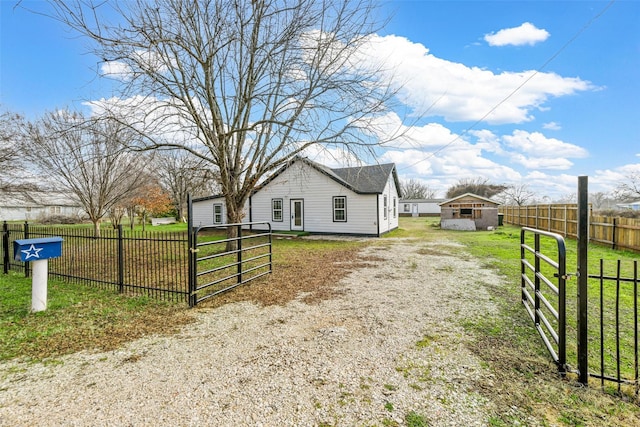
left=0, top=191, right=83, bottom=221
left=377, top=177, right=400, bottom=234
left=399, top=199, right=444, bottom=217
left=250, top=161, right=379, bottom=234
left=191, top=197, right=250, bottom=227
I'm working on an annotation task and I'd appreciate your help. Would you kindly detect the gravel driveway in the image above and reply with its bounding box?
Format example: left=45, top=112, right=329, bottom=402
left=0, top=238, right=502, bottom=426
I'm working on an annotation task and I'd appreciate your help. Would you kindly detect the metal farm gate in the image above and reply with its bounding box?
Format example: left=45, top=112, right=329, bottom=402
left=187, top=196, right=272, bottom=306
left=520, top=227, right=568, bottom=375
left=187, top=222, right=272, bottom=306
left=520, top=177, right=640, bottom=397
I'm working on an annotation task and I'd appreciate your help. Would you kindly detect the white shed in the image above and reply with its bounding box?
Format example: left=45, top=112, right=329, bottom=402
left=399, top=199, right=445, bottom=217
left=192, top=157, right=402, bottom=236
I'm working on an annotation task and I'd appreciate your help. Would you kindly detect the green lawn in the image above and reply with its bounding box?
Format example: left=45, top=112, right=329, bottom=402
left=392, top=217, right=640, bottom=426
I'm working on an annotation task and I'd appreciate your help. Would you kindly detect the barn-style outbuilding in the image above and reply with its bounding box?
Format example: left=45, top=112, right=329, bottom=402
left=439, top=193, right=500, bottom=231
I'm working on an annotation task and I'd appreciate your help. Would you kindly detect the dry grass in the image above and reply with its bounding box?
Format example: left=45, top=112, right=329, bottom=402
left=199, top=238, right=377, bottom=308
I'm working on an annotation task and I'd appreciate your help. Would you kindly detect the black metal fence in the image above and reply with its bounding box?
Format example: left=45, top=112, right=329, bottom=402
left=520, top=225, right=640, bottom=398
left=588, top=259, right=639, bottom=396
left=2, top=221, right=190, bottom=302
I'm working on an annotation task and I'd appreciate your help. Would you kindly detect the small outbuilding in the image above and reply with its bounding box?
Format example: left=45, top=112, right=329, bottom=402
left=616, top=201, right=640, bottom=211
left=439, top=193, right=500, bottom=231
left=399, top=199, right=445, bottom=217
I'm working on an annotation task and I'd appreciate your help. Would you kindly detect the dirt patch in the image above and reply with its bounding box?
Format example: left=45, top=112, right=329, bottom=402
left=199, top=243, right=378, bottom=307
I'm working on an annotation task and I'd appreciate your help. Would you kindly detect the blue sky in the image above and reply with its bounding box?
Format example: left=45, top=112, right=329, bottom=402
left=1, top=0, right=639, bottom=199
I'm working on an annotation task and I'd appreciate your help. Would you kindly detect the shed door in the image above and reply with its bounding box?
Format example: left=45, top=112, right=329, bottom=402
left=291, top=199, right=304, bottom=231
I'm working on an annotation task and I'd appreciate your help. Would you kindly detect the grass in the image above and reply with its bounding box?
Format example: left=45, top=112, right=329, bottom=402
left=418, top=218, right=640, bottom=426
left=3, top=216, right=640, bottom=425
left=0, top=271, right=193, bottom=361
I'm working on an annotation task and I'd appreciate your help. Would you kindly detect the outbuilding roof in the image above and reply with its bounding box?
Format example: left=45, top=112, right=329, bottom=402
left=439, top=192, right=501, bottom=206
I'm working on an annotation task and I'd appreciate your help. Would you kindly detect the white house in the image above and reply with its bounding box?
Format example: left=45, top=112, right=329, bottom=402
left=399, top=199, right=445, bottom=217
left=192, top=157, right=402, bottom=236
left=616, top=201, right=640, bottom=211
left=0, top=190, right=83, bottom=221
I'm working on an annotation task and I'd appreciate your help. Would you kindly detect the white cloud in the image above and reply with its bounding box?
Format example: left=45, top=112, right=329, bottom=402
left=484, top=22, right=550, bottom=47
left=502, top=130, right=588, bottom=159
left=354, top=112, right=462, bottom=149
left=355, top=35, right=594, bottom=124
left=520, top=171, right=579, bottom=198
left=100, top=61, right=132, bottom=81
left=543, top=121, right=561, bottom=130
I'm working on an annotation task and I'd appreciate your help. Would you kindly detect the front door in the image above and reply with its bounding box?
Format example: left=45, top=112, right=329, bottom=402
left=291, top=199, right=304, bottom=231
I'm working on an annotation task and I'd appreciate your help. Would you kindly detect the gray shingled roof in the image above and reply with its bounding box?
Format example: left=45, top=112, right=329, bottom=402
left=331, top=163, right=397, bottom=194
left=196, top=156, right=401, bottom=201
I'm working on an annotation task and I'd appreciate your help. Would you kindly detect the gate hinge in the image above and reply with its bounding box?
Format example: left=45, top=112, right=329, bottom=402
left=554, top=272, right=577, bottom=280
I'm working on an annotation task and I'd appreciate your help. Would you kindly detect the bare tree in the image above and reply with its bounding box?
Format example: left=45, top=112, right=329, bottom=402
left=23, top=111, right=151, bottom=236
left=614, top=172, right=640, bottom=202
left=0, top=110, right=37, bottom=192
left=445, top=177, right=507, bottom=199
left=400, top=178, right=437, bottom=200
left=43, top=0, right=399, bottom=240
left=154, top=150, right=219, bottom=221
left=589, top=191, right=617, bottom=210
left=497, top=183, right=536, bottom=206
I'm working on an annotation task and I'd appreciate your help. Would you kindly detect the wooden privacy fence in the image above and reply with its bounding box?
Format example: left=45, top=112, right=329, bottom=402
left=501, top=205, right=640, bottom=252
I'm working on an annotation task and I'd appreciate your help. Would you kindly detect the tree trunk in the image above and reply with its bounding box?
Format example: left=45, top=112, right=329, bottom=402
left=225, top=199, right=245, bottom=252
left=91, top=218, right=101, bottom=238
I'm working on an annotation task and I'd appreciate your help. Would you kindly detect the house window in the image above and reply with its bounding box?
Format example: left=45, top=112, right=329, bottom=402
left=272, top=198, right=283, bottom=222
left=213, top=203, right=223, bottom=224
left=393, top=197, right=397, bottom=218
left=404, top=203, right=410, bottom=213
left=383, top=195, right=388, bottom=220
left=333, top=196, right=347, bottom=222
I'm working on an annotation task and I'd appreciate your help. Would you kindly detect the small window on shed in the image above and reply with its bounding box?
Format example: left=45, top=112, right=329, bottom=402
left=404, top=204, right=410, bottom=213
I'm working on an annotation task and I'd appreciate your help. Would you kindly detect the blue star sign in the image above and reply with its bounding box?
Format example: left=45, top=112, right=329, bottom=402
left=14, top=237, right=64, bottom=262
left=21, top=244, right=44, bottom=259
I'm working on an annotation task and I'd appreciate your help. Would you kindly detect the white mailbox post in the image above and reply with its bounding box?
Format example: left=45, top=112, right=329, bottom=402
left=13, top=237, right=64, bottom=312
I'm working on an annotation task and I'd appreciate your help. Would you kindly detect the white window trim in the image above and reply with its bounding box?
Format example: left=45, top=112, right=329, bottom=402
left=213, top=203, right=223, bottom=224
left=383, top=195, right=388, bottom=220
left=272, top=198, right=283, bottom=222
left=333, top=196, right=347, bottom=222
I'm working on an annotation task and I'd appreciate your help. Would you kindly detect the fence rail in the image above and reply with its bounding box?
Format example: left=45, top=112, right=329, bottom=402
left=588, top=259, right=639, bottom=396
left=2, top=221, right=190, bottom=302
left=500, top=205, right=640, bottom=252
